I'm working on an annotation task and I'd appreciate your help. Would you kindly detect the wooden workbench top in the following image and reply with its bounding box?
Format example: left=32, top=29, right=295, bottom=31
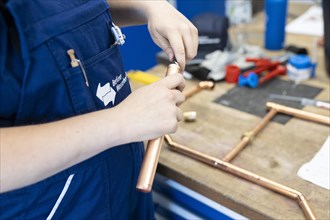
left=129, top=3, right=330, bottom=219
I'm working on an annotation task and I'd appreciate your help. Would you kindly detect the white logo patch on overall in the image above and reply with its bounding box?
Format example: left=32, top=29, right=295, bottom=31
left=96, top=83, right=116, bottom=106
left=112, top=74, right=127, bottom=92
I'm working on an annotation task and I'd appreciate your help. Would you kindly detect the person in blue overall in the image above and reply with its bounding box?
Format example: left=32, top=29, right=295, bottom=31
left=0, top=0, right=198, bottom=219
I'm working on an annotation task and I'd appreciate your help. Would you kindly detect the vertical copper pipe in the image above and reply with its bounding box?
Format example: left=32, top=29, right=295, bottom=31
left=164, top=135, right=316, bottom=220
left=136, top=137, right=164, bottom=192
left=136, top=63, right=181, bottom=192
left=223, top=108, right=278, bottom=162
left=267, top=102, right=330, bottom=125
left=184, top=86, right=202, bottom=100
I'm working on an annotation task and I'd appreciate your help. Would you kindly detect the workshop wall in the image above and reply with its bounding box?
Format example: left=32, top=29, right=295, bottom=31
left=119, top=0, right=225, bottom=71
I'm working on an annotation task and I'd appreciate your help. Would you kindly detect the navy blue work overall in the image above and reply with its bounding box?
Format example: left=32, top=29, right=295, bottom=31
left=0, top=0, right=154, bottom=219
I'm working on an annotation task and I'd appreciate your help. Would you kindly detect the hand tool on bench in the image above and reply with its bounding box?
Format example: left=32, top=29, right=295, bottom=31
left=242, top=58, right=280, bottom=77
left=269, top=94, right=330, bottom=110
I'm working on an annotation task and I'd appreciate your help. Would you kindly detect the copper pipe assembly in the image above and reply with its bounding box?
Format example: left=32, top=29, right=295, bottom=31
left=184, top=81, right=215, bottom=99
left=223, top=102, right=330, bottom=162
left=164, top=134, right=317, bottom=220
left=136, top=62, right=181, bottom=192
left=163, top=102, right=330, bottom=218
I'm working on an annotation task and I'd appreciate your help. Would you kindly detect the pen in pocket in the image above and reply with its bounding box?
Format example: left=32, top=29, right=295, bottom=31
left=67, top=49, right=89, bottom=87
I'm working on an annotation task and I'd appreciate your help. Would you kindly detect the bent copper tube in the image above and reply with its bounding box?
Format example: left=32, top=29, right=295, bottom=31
left=223, top=108, right=278, bottom=162
left=164, top=135, right=317, bottom=220
left=184, top=81, right=215, bottom=100
left=136, top=62, right=181, bottom=192
left=267, top=102, right=330, bottom=126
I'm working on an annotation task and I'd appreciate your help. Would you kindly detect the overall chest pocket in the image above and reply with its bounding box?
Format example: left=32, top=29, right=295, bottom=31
left=46, top=7, right=130, bottom=115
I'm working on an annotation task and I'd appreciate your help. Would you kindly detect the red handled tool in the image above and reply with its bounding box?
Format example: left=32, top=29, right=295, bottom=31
left=243, top=58, right=280, bottom=77
left=258, top=65, right=286, bottom=85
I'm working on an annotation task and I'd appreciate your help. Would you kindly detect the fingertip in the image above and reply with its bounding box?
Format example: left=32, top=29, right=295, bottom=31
left=175, top=56, right=185, bottom=71
left=186, top=50, right=197, bottom=62
left=168, top=52, right=174, bottom=63
left=177, top=83, right=185, bottom=92
left=177, top=108, right=183, bottom=122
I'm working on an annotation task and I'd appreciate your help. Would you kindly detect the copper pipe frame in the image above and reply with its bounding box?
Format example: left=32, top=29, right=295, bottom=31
left=223, top=102, right=330, bottom=162
left=164, top=102, right=330, bottom=219
left=164, top=134, right=317, bottom=220
left=136, top=63, right=181, bottom=192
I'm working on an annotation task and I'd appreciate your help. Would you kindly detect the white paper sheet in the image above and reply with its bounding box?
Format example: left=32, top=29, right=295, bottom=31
left=286, top=6, right=324, bottom=37
left=297, top=135, right=330, bottom=190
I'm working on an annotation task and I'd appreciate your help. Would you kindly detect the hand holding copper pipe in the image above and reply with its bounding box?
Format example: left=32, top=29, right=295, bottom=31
left=136, top=62, right=181, bottom=192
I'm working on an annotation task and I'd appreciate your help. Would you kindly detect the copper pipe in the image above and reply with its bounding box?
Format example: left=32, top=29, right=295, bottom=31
left=184, top=81, right=215, bottom=100
left=223, top=137, right=250, bottom=163
left=298, top=194, right=317, bottom=220
left=267, top=102, right=330, bottom=126
left=164, top=135, right=316, bottom=220
left=223, top=108, right=278, bottom=162
left=136, top=63, right=181, bottom=192
left=136, top=137, right=164, bottom=192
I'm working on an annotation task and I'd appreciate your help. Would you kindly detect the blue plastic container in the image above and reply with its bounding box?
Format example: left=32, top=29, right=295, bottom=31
left=265, top=0, right=288, bottom=50
left=287, top=55, right=316, bottom=82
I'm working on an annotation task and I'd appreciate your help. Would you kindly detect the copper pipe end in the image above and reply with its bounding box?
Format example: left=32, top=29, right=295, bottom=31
left=183, top=111, right=197, bottom=122
left=184, top=81, right=215, bottom=100
left=136, top=183, right=152, bottom=193
left=266, top=102, right=282, bottom=111
left=199, top=81, right=215, bottom=90
left=166, top=63, right=181, bottom=76
left=136, top=137, right=164, bottom=192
